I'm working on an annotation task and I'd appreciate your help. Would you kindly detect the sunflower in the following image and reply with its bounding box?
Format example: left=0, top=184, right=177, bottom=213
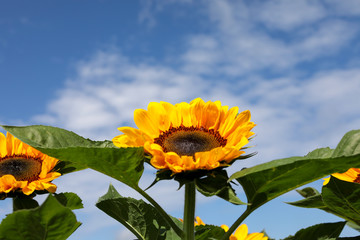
left=323, top=168, right=360, bottom=185
left=194, top=216, right=205, bottom=226
left=0, top=132, right=61, bottom=195
left=179, top=216, right=205, bottom=226
left=221, top=224, right=268, bottom=240
left=113, top=98, right=255, bottom=174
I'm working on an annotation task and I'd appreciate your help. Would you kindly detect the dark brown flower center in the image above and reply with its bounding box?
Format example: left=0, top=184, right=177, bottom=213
left=0, top=156, right=42, bottom=182
left=154, top=126, right=227, bottom=156
left=354, top=174, right=360, bottom=183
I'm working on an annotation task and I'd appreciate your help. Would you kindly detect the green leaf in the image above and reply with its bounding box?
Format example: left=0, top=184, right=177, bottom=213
left=322, top=177, right=360, bottom=225
left=195, top=170, right=246, bottom=205
left=282, top=221, right=346, bottom=240
left=0, top=194, right=81, bottom=240
left=195, top=225, right=225, bottom=240
left=229, top=129, right=360, bottom=212
left=286, top=187, right=327, bottom=209
left=287, top=193, right=326, bottom=209
left=12, top=196, right=39, bottom=211
left=54, top=192, right=84, bottom=210
left=296, top=187, right=320, bottom=198
left=96, top=184, right=182, bottom=240
left=2, top=125, right=145, bottom=188
left=346, top=221, right=360, bottom=233
left=288, top=185, right=360, bottom=232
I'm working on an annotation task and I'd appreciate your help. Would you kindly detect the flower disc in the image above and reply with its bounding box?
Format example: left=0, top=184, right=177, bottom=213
left=155, top=127, right=226, bottom=156
left=0, top=157, right=41, bottom=182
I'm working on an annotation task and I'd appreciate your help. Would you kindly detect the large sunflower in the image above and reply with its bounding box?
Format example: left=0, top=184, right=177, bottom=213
left=323, top=168, right=360, bottom=185
left=221, top=224, right=268, bottom=240
left=113, top=98, right=255, bottom=173
left=0, top=132, right=61, bottom=195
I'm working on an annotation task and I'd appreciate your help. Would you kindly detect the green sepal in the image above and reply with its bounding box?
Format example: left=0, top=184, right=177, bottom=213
left=12, top=196, right=39, bottom=211
left=195, top=170, right=246, bottom=205
left=0, top=194, right=81, bottom=240
left=147, top=168, right=245, bottom=205
left=96, top=184, right=182, bottom=240
left=282, top=221, right=346, bottom=240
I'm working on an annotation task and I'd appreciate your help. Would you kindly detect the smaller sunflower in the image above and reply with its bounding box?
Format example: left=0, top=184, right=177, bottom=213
left=194, top=216, right=205, bottom=226
left=113, top=98, right=255, bottom=174
left=0, top=132, right=61, bottom=195
left=221, top=224, right=268, bottom=240
left=179, top=216, right=205, bottom=226
left=323, top=168, right=360, bottom=185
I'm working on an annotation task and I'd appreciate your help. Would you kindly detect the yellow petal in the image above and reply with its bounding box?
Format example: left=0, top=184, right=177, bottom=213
left=161, top=101, right=181, bottom=127
left=0, top=132, right=7, bottom=157
left=234, top=224, right=248, bottom=240
left=221, top=225, right=229, bottom=232
left=202, top=101, right=220, bottom=129
left=134, top=109, right=160, bottom=138
left=176, top=102, right=192, bottom=127
left=148, top=102, right=171, bottom=132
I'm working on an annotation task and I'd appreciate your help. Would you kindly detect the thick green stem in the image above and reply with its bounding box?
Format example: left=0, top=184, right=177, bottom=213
left=183, top=182, right=196, bottom=240
left=220, top=208, right=252, bottom=240
left=137, top=188, right=184, bottom=238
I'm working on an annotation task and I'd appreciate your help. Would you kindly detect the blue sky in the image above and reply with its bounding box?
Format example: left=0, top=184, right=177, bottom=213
left=1, top=0, right=360, bottom=239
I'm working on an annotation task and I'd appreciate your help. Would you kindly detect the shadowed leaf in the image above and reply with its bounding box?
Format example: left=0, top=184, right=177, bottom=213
left=0, top=194, right=81, bottom=240
left=96, top=184, right=182, bottom=240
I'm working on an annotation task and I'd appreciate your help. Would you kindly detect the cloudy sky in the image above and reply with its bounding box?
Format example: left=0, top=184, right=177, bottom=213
left=1, top=0, right=360, bottom=239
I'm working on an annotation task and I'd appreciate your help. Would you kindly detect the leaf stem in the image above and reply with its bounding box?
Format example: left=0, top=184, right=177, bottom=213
left=183, top=182, right=196, bottom=240
left=137, top=187, right=184, bottom=238
left=220, top=207, right=252, bottom=240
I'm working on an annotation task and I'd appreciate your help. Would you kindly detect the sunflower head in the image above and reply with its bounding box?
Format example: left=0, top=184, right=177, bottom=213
left=0, top=132, right=61, bottom=196
left=113, top=98, right=255, bottom=177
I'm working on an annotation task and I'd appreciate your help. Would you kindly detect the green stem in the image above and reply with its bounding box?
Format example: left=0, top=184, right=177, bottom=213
left=220, top=208, right=252, bottom=240
left=183, top=182, right=196, bottom=240
left=137, top=188, right=184, bottom=238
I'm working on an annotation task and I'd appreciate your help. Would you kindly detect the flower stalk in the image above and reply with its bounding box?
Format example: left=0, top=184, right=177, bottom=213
left=183, top=182, right=196, bottom=240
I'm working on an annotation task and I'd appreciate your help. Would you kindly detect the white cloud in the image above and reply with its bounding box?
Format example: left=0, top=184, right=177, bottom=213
left=181, top=0, right=359, bottom=76
left=255, top=0, right=327, bottom=31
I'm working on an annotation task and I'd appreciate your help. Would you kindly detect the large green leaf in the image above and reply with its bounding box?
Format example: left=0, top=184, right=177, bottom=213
left=96, top=184, right=182, bottom=240
left=229, top=130, right=360, bottom=212
left=0, top=194, right=81, bottom=240
left=2, top=125, right=145, bottom=188
left=282, top=221, right=346, bottom=240
left=322, top=177, right=360, bottom=226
